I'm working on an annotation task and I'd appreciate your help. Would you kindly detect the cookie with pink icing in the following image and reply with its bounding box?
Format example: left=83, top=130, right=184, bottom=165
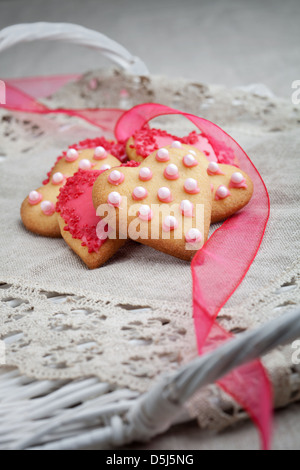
left=56, top=160, right=140, bottom=268
left=93, top=144, right=253, bottom=261
left=126, top=126, right=236, bottom=166
left=56, top=169, right=125, bottom=269
left=21, top=138, right=125, bottom=238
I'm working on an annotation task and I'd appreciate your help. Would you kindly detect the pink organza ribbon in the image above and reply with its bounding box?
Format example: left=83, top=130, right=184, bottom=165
left=3, top=78, right=124, bottom=132
left=1, top=80, right=272, bottom=449
left=115, top=104, right=272, bottom=450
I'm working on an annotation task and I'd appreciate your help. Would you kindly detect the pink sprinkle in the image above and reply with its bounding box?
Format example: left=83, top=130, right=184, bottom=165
left=79, top=159, right=93, bottom=170
left=162, top=215, right=178, bottom=232
left=41, top=200, right=55, bottom=216
left=94, top=146, right=107, bottom=160
left=183, top=154, right=198, bottom=168
left=158, top=187, right=173, bottom=203
left=215, top=185, right=230, bottom=200
left=185, top=228, right=202, bottom=244
left=28, top=191, right=43, bottom=205
left=207, top=162, right=225, bottom=176
left=66, top=149, right=79, bottom=162
left=108, top=192, right=122, bottom=207
left=108, top=170, right=125, bottom=185
left=132, top=186, right=148, bottom=201
left=171, top=141, right=182, bottom=148
left=156, top=148, right=170, bottom=162
left=184, top=178, right=200, bottom=194
left=229, top=172, right=248, bottom=189
left=139, top=167, right=153, bottom=181
left=99, top=164, right=111, bottom=171
left=138, top=205, right=153, bottom=221
left=180, top=200, right=194, bottom=217
left=164, top=164, right=179, bottom=180
left=52, top=172, right=65, bottom=185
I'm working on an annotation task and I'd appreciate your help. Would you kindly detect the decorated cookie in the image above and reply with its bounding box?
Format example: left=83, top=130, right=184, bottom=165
left=56, top=161, right=140, bottom=269
left=21, top=138, right=125, bottom=238
left=93, top=144, right=213, bottom=261
left=126, top=127, right=236, bottom=165
left=93, top=144, right=253, bottom=261
left=56, top=169, right=125, bottom=269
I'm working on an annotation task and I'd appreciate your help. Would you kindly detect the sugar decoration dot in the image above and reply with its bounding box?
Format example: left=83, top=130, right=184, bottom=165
left=163, top=215, right=178, bottom=231
left=94, top=146, right=107, bottom=160
left=28, top=190, right=42, bottom=205
left=171, top=141, right=182, bottom=148
left=184, top=178, right=200, bottom=194
left=231, top=172, right=244, bottom=184
left=138, top=204, right=153, bottom=221
left=66, top=149, right=79, bottom=162
left=156, top=148, right=170, bottom=162
left=139, top=167, right=153, bottom=181
left=185, top=228, right=202, bottom=243
left=216, top=185, right=230, bottom=199
left=99, top=164, right=111, bottom=171
left=158, top=187, right=172, bottom=202
left=41, top=200, right=55, bottom=216
left=183, top=154, right=198, bottom=168
left=180, top=199, right=193, bottom=217
left=108, top=170, right=124, bottom=185
left=164, top=163, right=179, bottom=180
left=79, top=159, right=92, bottom=170
left=110, top=170, right=121, bottom=181
left=52, top=172, right=64, bottom=185
left=133, top=186, right=148, bottom=200
left=207, top=162, right=219, bottom=173
left=108, top=192, right=122, bottom=207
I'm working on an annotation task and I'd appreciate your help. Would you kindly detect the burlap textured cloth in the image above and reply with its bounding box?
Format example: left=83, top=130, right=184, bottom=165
left=0, top=70, right=299, bottom=430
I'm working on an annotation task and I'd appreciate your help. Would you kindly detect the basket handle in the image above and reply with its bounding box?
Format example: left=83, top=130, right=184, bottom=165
left=0, top=22, right=149, bottom=76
